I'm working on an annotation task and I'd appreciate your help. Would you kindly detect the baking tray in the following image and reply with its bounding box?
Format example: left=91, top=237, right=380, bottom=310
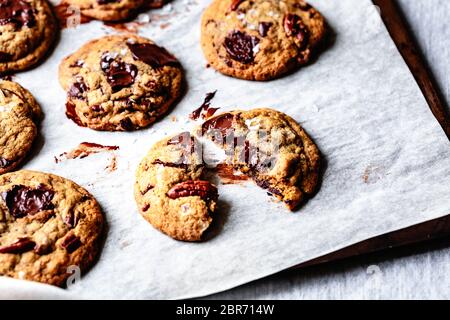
left=294, top=0, right=450, bottom=269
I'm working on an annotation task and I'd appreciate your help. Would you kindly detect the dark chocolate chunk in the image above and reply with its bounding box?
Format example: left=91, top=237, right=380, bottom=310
left=100, top=52, right=138, bottom=92
left=64, top=212, right=78, bottom=228
left=2, top=185, right=55, bottom=218
left=283, top=14, right=310, bottom=49
left=0, top=0, right=36, bottom=28
left=127, top=43, right=179, bottom=68
left=223, top=31, right=260, bottom=64
left=258, top=22, right=273, bottom=37
left=254, top=177, right=282, bottom=197
left=68, top=79, right=88, bottom=100
left=120, top=118, right=134, bottom=131
left=0, top=238, right=36, bottom=254
left=201, top=113, right=234, bottom=137
left=61, top=233, right=82, bottom=253
left=0, top=51, right=12, bottom=62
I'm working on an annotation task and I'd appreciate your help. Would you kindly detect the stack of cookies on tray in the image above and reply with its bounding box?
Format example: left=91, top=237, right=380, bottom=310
left=0, top=0, right=327, bottom=287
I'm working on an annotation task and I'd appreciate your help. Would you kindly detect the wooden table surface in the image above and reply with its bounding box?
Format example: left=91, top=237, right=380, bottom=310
left=208, top=0, right=450, bottom=300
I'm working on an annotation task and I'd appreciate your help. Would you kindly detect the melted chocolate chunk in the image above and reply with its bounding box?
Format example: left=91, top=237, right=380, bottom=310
left=201, top=113, right=234, bottom=138
left=64, top=212, right=78, bottom=228
left=0, top=0, right=36, bottom=28
left=230, top=0, right=244, bottom=11
left=223, top=31, right=260, bottom=64
left=258, top=22, right=273, bottom=37
left=283, top=14, right=310, bottom=48
left=205, top=107, right=220, bottom=119
left=0, top=238, right=36, bottom=254
left=120, top=118, right=134, bottom=131
left=254, top=178, right=282, bottom=197
left=2, top=185, right=55, bottom=218
left=0, top=157, right=12, bottom=168
left=68, top=79, right=88, bottom=100
left=0, top=52, right=12, bottom=62
left=66, top=101, right=85, bottom=127
left=100, top=52, right=138, bottom=93
left=189, top=91, right=217, bottom=120
left=61, top=234, right=82, bottom=253
left=127, top=43, right=179, bottom=69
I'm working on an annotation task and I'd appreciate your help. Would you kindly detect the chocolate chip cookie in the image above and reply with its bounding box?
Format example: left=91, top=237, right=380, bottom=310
left=0, top=81, right=42, bottom=174
left=201, top=0, right=327, bottom=81
left=63, top=0, right=144, bottom=21
left=200, top=108, right=321, bottom=210
left=0, top=170, right=104, bottom=286
left=0, top=0, right=57, bottom=74
left=135, top=132, right=219, bottom=242
left=63, top=0, right=165, bottom=22
left=59, top=35, right=183, bottom=131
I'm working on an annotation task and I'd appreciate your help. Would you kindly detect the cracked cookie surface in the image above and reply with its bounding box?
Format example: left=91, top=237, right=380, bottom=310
left=59, top=35, right=183, bottom=131
left=135, top=133, right=218, bottom=242
left=0, top=81, right=42, bottom=174
left=0, top=170, right=104, bottom=286
left=200, top=108, right=321, bottom=210
left=201, top=0, right=327, bottom=80
left=0, top=0, right=57, bottom=74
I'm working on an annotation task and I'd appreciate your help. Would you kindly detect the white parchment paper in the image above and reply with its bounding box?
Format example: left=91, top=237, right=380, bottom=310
left=2, top=0, right=450, bottom=299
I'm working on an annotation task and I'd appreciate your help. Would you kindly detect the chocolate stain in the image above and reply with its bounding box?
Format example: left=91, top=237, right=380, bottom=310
left=55, top=142, right=120, bottom=172
left=190, top=91, right=218, bottom=120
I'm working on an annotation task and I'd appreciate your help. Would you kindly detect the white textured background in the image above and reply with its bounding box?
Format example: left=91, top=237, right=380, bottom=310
left=207, top=0, right=450, bottom=300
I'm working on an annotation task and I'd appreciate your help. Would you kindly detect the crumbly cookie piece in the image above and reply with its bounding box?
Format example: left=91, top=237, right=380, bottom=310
left=0, top=81, right=42, bottom=174
left=135, top=132, right=219, bottom=241
left=0, top=0, right=57, bottom=74
left=201, top=0, right=327, bottom=80
left=0, top=170, right=104, bottom=286
left=59, top=35, right=183, bottom=131
left=200, top=108, right=321, bottom=210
